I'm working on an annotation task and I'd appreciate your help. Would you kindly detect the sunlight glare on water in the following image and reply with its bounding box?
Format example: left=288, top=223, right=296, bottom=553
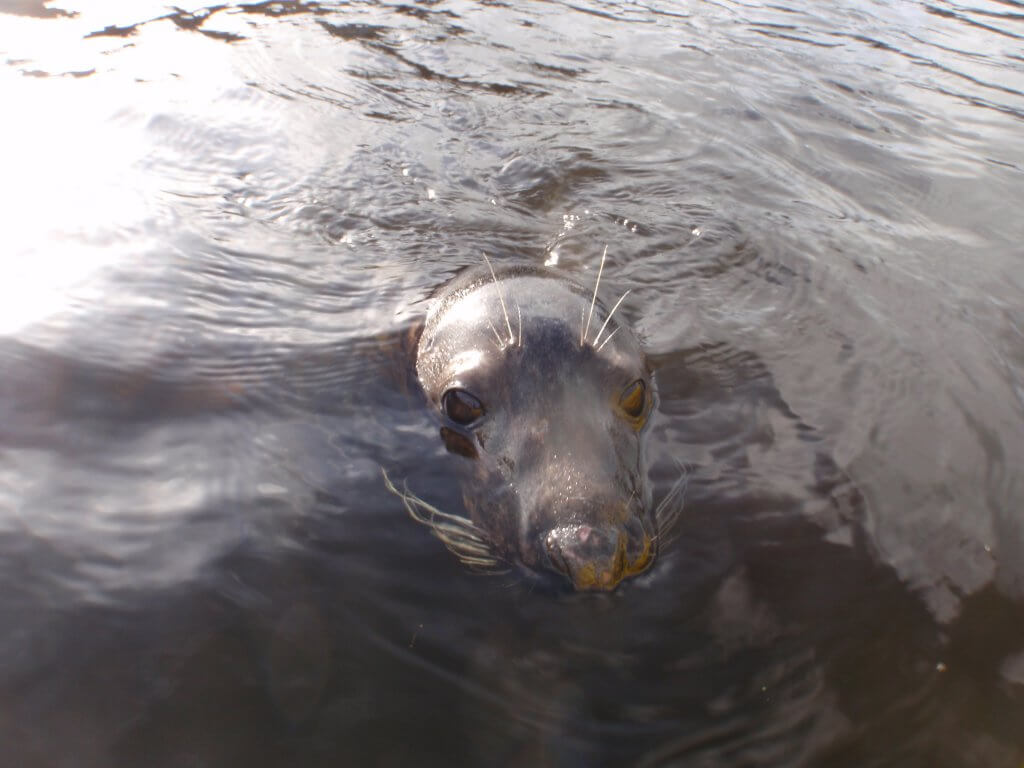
left=1, top=4, right=250, bottom=336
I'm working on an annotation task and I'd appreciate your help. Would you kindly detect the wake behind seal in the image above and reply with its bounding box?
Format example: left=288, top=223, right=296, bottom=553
left=385, top=252, right=684, bottom=591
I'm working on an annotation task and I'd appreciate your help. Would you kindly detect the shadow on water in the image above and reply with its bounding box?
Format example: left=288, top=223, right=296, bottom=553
left=3, top=318, right=1021, bottom=766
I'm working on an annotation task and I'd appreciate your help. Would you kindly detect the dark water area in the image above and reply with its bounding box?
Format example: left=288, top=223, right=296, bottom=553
left=2, top=0, right=1023, bottom=765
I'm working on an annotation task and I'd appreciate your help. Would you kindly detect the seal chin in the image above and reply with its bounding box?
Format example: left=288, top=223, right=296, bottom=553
left=544, top=522, right=653, bottom=591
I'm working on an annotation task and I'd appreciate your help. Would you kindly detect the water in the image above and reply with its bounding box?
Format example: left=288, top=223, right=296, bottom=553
left=1, top=0, right=1023, bottom=765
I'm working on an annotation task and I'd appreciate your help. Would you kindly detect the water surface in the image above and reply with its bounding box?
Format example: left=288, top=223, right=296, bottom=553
left=1, top=0, right=1023, bottom=765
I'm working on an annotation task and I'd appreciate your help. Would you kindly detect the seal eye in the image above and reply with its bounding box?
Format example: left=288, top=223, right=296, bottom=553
left=442, top=388, right=484, bottom=426
left=620, top=379, right=647, bottom=420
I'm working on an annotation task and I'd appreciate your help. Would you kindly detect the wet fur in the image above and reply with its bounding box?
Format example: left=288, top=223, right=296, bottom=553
left=386, top=252, right=686, bottom=588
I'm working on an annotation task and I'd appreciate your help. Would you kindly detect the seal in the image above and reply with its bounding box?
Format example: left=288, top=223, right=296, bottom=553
left=385, top=251, right=684, bottom=591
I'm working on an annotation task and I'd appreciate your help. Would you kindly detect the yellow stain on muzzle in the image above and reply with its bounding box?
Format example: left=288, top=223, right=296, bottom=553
left=570, top=532, right=653, bottom=591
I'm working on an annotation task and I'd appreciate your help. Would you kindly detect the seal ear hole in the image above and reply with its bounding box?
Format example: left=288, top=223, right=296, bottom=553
left=442, top=388, right=485, bottom=426
left=620, top=379, right=647, bottom=421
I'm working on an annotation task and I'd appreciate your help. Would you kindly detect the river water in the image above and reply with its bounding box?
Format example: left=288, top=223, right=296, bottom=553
left=1, top=0, right=1023, bottom=765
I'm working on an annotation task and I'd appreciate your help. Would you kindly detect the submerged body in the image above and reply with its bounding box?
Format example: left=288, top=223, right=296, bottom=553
left=397, top=259, right=674, bottom=591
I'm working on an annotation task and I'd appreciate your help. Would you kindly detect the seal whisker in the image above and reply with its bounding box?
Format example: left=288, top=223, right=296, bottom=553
left=381, top=467, right=507, bottom=573
left=382, top=467, right=478, bottom=530
left=482, top=252, right=515, bottom=345
left=406, top=498, right=486, bottom=544
left=446, top=546, right=510, bottom=574
left=516, top=300, right=523, bottom=347
left=655, top=475, right=687, bottom=530
left=484, top=316, right=505, bottom=349
left=654, top=483, right=686, bottom=540
left=456, top=555, right=502, bottom=568
left=430, top=527, right=493, bottom=555
left=595, top=327, right=619, bottom=353
left=582, top=244, right=608, bottom=347
left=653, top=462, right=689, bottom=548
left=655, top=507, right=682, bottom=549
left=432, top=526, right=490, bottom=548
left=444, top=545, right=506, bottom=573
left=592, top=289, right=631, bottom=349
left=405, top=499, right=501, bottom=567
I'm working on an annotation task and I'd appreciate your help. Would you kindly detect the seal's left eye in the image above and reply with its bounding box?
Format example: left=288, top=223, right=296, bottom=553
left=442, top=388, right=484, bottom=426
left=620, top=379, right=647, bottom=420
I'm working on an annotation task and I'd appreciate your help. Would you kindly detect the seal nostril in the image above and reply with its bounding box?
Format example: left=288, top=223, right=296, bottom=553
left=545, top=531, right=570, bottom=576
left=542, top=525, right=638, bottom=589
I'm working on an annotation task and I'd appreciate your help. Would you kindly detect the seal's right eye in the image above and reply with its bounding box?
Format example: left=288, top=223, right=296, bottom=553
left=620, top=379, right=647, bottom=421
left=442, top=388, right=484, bottom=426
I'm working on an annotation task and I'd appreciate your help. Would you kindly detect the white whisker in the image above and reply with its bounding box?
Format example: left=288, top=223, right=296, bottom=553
left=381, top=467, right=507, bottom=574
left=484, top=316, right=504, bottom=349
left=592, top=289, right=631, bottom=349
left=517, top=300, right=523, bottom=347
left=595, top=327, right=619, bottom=352
left=456, top=555, right=502, bottom=568
left=482, top=252, right=514, bottom=344
left=582, top=244, right=608, bottom=346
left=653, top=461, right=690, bottom=548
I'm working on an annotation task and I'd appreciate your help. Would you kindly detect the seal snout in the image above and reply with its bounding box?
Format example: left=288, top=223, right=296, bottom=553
left=544, top=521, right=652, bottom=591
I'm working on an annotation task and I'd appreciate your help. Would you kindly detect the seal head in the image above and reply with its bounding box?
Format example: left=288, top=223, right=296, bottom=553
left=414, top=262, right=656, bottom=591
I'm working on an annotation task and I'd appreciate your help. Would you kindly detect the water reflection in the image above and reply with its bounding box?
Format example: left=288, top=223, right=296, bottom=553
left=2, top=0, right=1023, bottom=765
